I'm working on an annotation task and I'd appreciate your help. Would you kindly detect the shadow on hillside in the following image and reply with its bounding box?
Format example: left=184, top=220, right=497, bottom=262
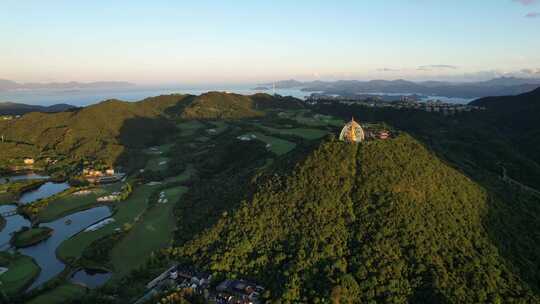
left=115, top=116, right=177, bottom=173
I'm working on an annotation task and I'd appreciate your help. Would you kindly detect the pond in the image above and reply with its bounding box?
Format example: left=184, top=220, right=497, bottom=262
left=0, top=173, right=49, bottom=184
left=21, top=206, right=112, bottom=290
left=70, top=269, right=112, bottom=289
left=0, top=204, right=31, bottom=250
left=18, top=182, right=70, bottom=205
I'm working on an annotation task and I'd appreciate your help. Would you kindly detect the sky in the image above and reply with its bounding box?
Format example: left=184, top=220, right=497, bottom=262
left=1, top=0, right=539, bottom=84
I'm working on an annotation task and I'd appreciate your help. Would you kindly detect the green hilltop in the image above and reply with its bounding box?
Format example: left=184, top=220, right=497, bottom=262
left=172, top=134, right=538, bottom=303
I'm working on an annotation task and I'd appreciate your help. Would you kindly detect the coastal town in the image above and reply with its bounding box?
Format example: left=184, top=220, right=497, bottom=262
left=306, top=94, right=485, bottom=115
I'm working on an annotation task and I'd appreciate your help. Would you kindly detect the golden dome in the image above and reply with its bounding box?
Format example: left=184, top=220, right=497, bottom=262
left=339, top=117, right=365, bottom=143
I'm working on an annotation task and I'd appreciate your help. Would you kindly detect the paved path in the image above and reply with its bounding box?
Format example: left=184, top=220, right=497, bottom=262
left=500, top=165, right=540, bottom=198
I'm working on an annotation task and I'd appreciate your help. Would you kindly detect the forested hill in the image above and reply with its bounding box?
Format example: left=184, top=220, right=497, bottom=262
left=0, top=94, right=187, bottom=169
left=0, top=92, right=298, bottom=170
left=470, top=87, right=540, bottom=164
left=0, top=102, right=77, bottom=115
left=173, top=134, right=538, bottom=303
left=470, top=86, right=540, bottom=109
left=180, top=91, right=303, bottom=119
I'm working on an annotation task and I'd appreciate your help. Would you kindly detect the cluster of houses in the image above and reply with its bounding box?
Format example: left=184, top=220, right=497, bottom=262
left=394, top=100, right=485, bottom=115
left=0, top=115, right=19, bottom=121
left=307, top=95, right=485, bottom=115
left=139, top=265, right=265, bottom=304
left=83, top=167, right=125, bottom=184
left=216, top=280, right=264, bottom=304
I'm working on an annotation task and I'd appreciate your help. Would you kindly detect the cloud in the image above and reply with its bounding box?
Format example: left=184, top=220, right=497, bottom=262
left=417, top=65, right=458, bottom=71
left=513, top=0, right=537, bottom=5
left=377, top=68, right=400, bottom=72
left=525, top=12, right=540, bottom=17
left=521, top=68, right=540, bottom=74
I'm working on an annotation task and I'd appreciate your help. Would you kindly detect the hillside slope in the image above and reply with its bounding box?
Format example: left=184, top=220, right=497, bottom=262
left=470, top=87, right=540, bottom=164
left=174, top=135, right=537, bottom=303
left=180, top=92, right=264, bottom=119
left=0, top=94, right=188, bottom=168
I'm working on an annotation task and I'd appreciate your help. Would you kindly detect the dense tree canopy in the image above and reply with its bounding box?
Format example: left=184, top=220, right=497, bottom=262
left=171, top=135, right=538, bottom=303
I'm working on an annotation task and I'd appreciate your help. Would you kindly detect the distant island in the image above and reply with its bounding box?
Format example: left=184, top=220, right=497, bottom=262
left=252, top=86, right=270, bottom=90
left=267, top=77, right=540, bottom=99
left=0, top=102, right=77, bottom=115
left=0, top=79, right=135, bottom=91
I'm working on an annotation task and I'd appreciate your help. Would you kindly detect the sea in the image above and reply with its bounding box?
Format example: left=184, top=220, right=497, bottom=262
left=0, top=85, right=472, bottom=107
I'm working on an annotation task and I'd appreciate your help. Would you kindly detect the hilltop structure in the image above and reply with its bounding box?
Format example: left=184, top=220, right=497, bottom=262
left=339, top=117, right=365, bottom=143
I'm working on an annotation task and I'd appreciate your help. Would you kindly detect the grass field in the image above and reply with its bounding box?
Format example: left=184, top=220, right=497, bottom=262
left=208, top=121, right=229, bottom=135
left=26, top=283, right=86, bottom=304
left=247, top=132, right=296, bottom=155
left=294, top=111, right=343, bottom=127
left=260, top=126, right=328, bottom=140
left=144, top=156, right=170, bottom=172
left=145, top=143, right=173, bottom=155
left=0, top=252, right=40, bottom=295
left=56, top=184, right=155, bottom=261
left=109, top=186, right=188, bottom=279
left=176, top=120, right=204, bottom=136
left=11, top=227, right=52, bottom=248
left=37, top=183, right=123, bottom=223
left=163, top=165, right=196, bottom=184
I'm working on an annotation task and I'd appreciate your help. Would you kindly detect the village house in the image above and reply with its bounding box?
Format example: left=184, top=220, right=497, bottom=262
left=378, top=130, right=390, bottom=139
left=23, top=158, right=35, bottom=165
left=216, top=279, right=264, bottom=304
left=83, top=166, right=124, bottom=184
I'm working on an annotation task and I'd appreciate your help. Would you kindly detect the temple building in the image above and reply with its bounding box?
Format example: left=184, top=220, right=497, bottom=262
left=339, top=117, right=365, bottom=143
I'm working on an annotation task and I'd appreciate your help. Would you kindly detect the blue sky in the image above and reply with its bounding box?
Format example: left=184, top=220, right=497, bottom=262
left=1, top=0, right=539, bottom=84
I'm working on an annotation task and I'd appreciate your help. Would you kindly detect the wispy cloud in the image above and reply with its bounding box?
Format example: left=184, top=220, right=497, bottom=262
left=513, top=0, right=538, bottom=6
left=417, top=65, right=458, bottom=71
left=525, top=12, right=540, bottom=17
left=377, top=68, right=400, bottom=72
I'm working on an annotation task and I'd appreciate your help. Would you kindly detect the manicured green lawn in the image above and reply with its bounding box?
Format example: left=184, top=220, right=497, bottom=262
left=208, top=121, right=229, bottom=135
left=26, top=283, right=86, bottom=304
left=163, top=165, right=196, bottom=184
left=37, top=183, right=123, bottom=223
left=11, top=227, right=52, bottom=248
left=144, top=156, right=170, bottom=172
left=292, top=110, right=344, bottom=127
left=109, top=186, right=188, bottom=279
left=260, top=126, right=328, bottom=140
left=0, top=179, right=45, bottom=196
left=176, top=120, right=204, bottom=136
left=56, top=184, right=155, bottom=262
left=0, top=252, right=40, bottom=295
left=249, top=132, right=296, bottom=155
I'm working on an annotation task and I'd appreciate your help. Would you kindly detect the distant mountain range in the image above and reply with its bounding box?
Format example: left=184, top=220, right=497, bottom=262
left=0, top=79, right=135, bottom=91
left=0, top=102, right=77, bottom=115
left=265, top=77, right=540, bottom=98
